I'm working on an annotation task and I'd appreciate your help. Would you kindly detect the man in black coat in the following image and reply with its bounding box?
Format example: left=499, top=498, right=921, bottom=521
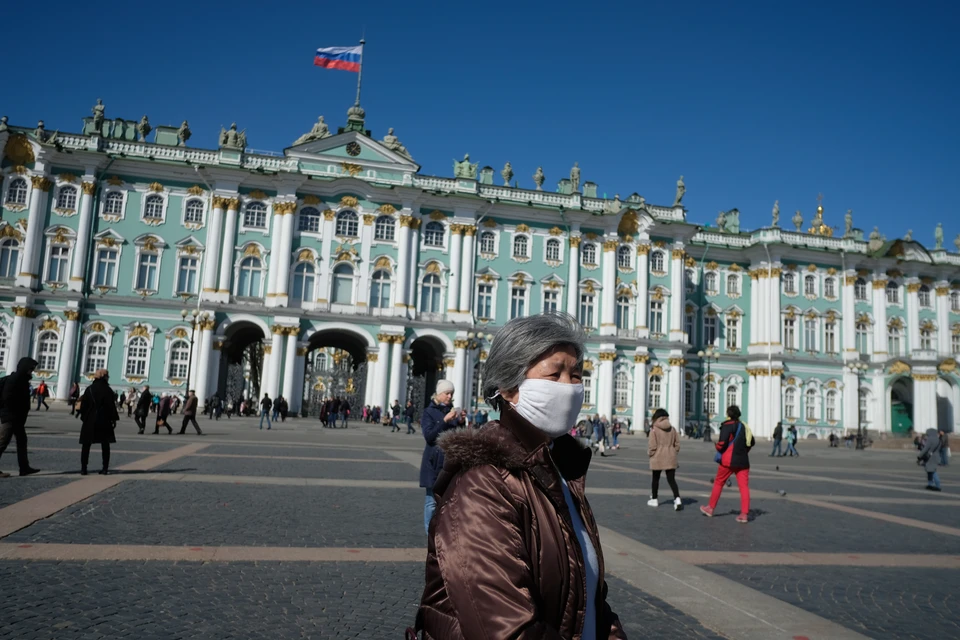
left=770, top=421, right=784, bottom=457
left=0, top=357, right=40, bottom=477
left=134, top=386, right=153, bottom=434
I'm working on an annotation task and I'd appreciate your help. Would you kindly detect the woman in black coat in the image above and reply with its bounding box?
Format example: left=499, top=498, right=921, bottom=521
left=79, top=370, right=120, bottom=475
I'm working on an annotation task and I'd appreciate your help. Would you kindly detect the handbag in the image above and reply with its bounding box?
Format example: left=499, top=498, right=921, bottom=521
left=714, top=422, right=742, bottom=464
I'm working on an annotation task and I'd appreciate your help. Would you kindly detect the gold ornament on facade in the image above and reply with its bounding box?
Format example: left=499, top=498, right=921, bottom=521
left=242, top=244, right=262, bottom=258
left=872, top=279, right=888, bottom=289
left=53, top=228, right=71, bottom=245
left=649, top=365, right=664, bottom=377
left=669, top=249, right=683, bottom=259
left=58, top=173, right=77, bottom=184
left=302, top=195, right=321, bottom=205
left=129, top=325, right=150, bottom=338
left=668, top=357, right=686, bottom=367
left=886, top=269, right=902, bottom=278
left=856, top=312, right=872, bottom=325
left=297, top=249, right=314, bottom=262
left=199, top=318, right=217, bottom=331
left=938, top=359, right=957, bottom=373
left=264, top=346, right=272, bottom=355
left=635, top=243, right=650, bottom=255
left=186, top=185, right=205, bottom=196
left=11, top=165, right=28, bottom=175
left=296, top=346, right=308, bottom=357
left=64, top=310, right=80, bottom=322
left=31, top=176, right=52, bottom=192
left=425, top=261, right=442, bottom=275
left=888, top=317, right=904, bottom=329
left=147, top=182, right=164, bottom=193
left=181, top=245, right=198, bottom=255
left=89, top=322, right=105, bottom=333
left=226, top=198, right=241, bottom=211
left=685, top=256, right=697, bottom=268
left=0, top=225, right=22, bottom=241
left=409, top=218, right=421, bottom=229
left=515, top=223, right=530, bottom=233
left=106, top=175, right=123, bottom=186
left=173, top=328, right=188, bottom=339
left=569, top=236, right=582, bottom=248
left=598, top=351, right=617, bottom=362
left=453, top=339, right=470, bottom=349
left=603, top=240, right=619, bottom=252
left=634, top=354, right=650, bottom=364
left=428, top=210, right=446, bottom=221
left=377, top=203, right=397, bottom=215
left=398, top=215, right=412, bottom=227
left=366, top=353, right=379, bottom=362
left=271, top=324, right=286, bottom=335
left=362, top=214, right=376, bottom=226
left=914, top=373, right=938, bottom=382
left=97, top=236, right=116, bottom=248
left=548, top=226, right=563, bottom=236
left=651, top=287, right=665, bottom=302
left=483, top=218, right=498, bottom=228
left=513, top=273, right=526, bottom=286
left=888, top=361, right=911, bottom=375
left=212, top=341, right=223, bottom=352
left=81, top=182, right=96, bottom=195
left=142, top=236, right=159, bottom=252
left=443, top=358, right=456, bottom=369
left=582, top=360, right=594, bottom=371
left=705, top=261, right=719, bottom=271
left=845, top=275, right=858, bottom=285
left=463, top=226, right=476, bottom=236
left=3, top=134, right=36, bottom=165
left=906, top=282, right=922, bottom=293
left=323, top=209, right=336, bottom=220
left=248, top=190, right=268, bottom=201
left=582, top=281, right=596, bottom=294
left=340, top=162, right=363, bottom=177
left=937, top=286, right=950, bottom=296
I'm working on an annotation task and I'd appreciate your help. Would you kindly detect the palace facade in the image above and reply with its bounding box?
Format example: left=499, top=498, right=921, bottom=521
left=1, top=105, right=958, bottom=437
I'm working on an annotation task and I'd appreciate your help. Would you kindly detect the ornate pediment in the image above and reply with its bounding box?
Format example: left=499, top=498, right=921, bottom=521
left=285, top=130, right=420, bottom=171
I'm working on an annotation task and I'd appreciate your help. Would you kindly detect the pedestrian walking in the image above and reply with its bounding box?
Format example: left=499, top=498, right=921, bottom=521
left=611, top=420, right=622, bottom=450
left=330, top=397, right=341, bottom=428
left=340, top=399, right=350, bottom=428
left=919, top=428, right=943, bottom=491
left=418, top=380, right=463, bottom=534
left=259, top=393, right=272, bottom=430
left=34, top=380, right=50, bottom=411
left=134, top=386, right=152, bottom=434
left=68, top=382, right=80, bottom=416
left=126, top=387, right=136, bottom=417
left=647, top=408, right=683, bottom=511
left=154, top=394, right=173, bottom=434
left=404, top=400, right=416, bottom=434
left=390, top=400, right=402, bottom=432
left=770, top=421, right=783, bottom=457
left=178, top=390, right=203, bottom=435
left=413, top=313, right=626, bottom=639
left=78, top=369, right=119, bottom=475
left=940, top=430, right=950, bottom=466
left=0, top=358, right=41, bottom=477
left=701, top=405, right=754, bottom=523
left=784, top=424, right=799, bottom=457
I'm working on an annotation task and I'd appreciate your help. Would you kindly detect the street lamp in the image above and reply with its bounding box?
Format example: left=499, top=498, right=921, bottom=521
left=847, top=361, right=869, bottom=450
left=465, top=331, right=494, bottom=414
left=180, top=308, right=209, bottom=394
left=698, top=347, right=719, bottom=441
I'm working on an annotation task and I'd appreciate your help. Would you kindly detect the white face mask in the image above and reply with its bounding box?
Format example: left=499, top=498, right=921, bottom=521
left=509, top=378, right=584, bottom=438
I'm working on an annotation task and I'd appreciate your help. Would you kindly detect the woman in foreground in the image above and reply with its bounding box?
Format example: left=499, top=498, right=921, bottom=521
left=414, top=313, right=626, bottom=639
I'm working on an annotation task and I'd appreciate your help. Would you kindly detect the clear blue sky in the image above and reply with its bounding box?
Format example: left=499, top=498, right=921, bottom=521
left=5, top=1, right=958, bottom=243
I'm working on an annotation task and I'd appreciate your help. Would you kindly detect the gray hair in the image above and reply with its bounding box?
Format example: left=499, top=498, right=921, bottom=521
left=483, top=312, right=586, bottom=410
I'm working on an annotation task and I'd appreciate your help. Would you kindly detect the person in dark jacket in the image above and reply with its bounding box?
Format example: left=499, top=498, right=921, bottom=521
left=419, top=380, right=463, bottom=534
left=134, top=386, right=152, bottom=434
left=390, top=400, right=402, bottom=432
left=0, top=357, right=40, bottom=477
left=154, top=394, right=173, bottom=434
left=68, top=382, right=80, bottom=416
left=259, top=393, right=272, bottom=430
left=179, top=390, right=203, bottom=435
left=701, top=405, right=754, bottom=523
left=770, top=421, right=783, bottom=457
left=404, top=400, right=416, bottom=434
left=78, top=369, right=119, bottom=475
left=919, top=428, right=943, bottom=490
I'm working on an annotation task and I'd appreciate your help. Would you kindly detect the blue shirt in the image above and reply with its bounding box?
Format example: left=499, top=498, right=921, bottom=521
left=557, top=472, right=598, bottom=640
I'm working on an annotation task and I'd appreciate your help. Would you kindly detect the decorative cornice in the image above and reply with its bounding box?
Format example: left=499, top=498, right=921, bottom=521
left=634, top=354, right=650, bottom=364
left=64, top=310, right=80, bottom=322
left=81, top=182, right=96, bottom=195
left=598, top=351, right=617, bottom=361
left=31, top=176, right=52, bottom=192
left=13, top=306, right=36, bottom=318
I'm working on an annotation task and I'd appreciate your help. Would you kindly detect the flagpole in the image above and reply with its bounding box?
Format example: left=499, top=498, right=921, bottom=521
left=354, top=39, right=365, bottom=106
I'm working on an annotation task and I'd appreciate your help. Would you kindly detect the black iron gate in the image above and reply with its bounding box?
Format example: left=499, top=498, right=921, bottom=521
left=301, top=349, right=366, bottom=418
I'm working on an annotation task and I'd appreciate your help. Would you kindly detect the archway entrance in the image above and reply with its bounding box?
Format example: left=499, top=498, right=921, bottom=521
left=890, top=377, right=913, bottom=434
left=302, top=329, right=368, bottom=417
left=217, top=321, right=266, bottom=408
left=937, top=377, right=957, bottom=433
left=407, top=337, right=445, bottom=419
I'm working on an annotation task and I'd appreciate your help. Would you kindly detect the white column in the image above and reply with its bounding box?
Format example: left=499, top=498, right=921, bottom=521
left=842, top=272, right=856, bottom=354
left=452, top=338, right=467, bottom=409
left=566, top=236, right=581, bottom=316
left=17, top=176, right=50, bottom=288
left=599, top=240, right=616, bottom=335
left=388, top=337, right=404, bottom=408
left=357, top=214, right=374, bottom=311
left=747, top=370, right=760, bottom=431
left=407, top=219, right=421, bottom=318
left=667, top=357, right=684, bottom=426
left=274, top=206, right=296, bottom=306
left=201, top=198, right=225, bottom=300
left=55, top=310, right=80, bottom=399
left=597, top=350, right=615, bottom=420
left=67, top=182, right=95, bottom=292
left=872, top=275, right=888, bottom=361
left=265, top=206, right=284, bottom=302
left=264, top=326, right=285, bottom=400
left=7, top=308, right=29, bottom=375
left=394, top=216, right=412, bottom=309
left=217, top=199, right=240, bottom=296
left=636, top=243, right=650, bottom=334
left=871, top=371, right=889, bottom=433
left=632, top=354, right=648, bottom=431
left=317, top=210, right=335, bottom=304
left=281, top=326, right=298, bottom=404
left=669, top=247, right=686, bottom=341
left=914, top=369, right=938, bottom=429
left=936, top=284, right=951, bottom=356
left=748, top=268, right=761, bottom=347
left=767, top=372, right=783, bottom=438
left=906, top=280, right=920, bottom=353
left=447, top=226, right=464, bottom=313
left=290, top=344, right=306, bottom=414
left=459, top=226, right=476, bottom=314
left=364, top=351, right=377, bottom=407
left=373, top=334, right=391, bottom=409
left=399, top=350, right=410, bottom=407
left=193, top=321, right=215, bottom=402
left=769, top=267, right=782, bottom=352
left=842, top=370, right=859, bottom=433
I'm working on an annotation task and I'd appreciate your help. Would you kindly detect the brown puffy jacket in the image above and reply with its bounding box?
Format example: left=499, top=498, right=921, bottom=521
left=416, top=408, right=627, bottom=639
left=647, top=417, right=679, bottom=471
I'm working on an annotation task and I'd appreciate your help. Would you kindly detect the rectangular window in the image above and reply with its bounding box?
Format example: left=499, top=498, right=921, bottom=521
left=726, top=317, right=739, bottom=351
left=826, top=394, right=837, bottom=421
left=579, top=294, right=595, bottom=327
left=649, top=301, right=664, bottom=335
left=583, top=373, right=593, bottom=405
left=859, top=391, right=868, bottom=424
left=704, top=384, right=716, bottom=416
left=804, top=319, right=817, bottom=351
left=94, top=248, right=118, bottom=287
left=685, top=314, right=695, bottom=344
left=46, top=246, right=69, bottom=283
left=476, top=284, right=493, bottom=320
left=177, top=256, right=199, bottom=294
left=136, top=253, right=159, bottom=290
left=856, top=324, right=870, bottom=355
left=510, top=287, right=526, bottom=319
left=825, top=322, right=837, bottom=354
left=543, top=289, right=559, bottom=314
left=615, top=298, right=631, bottom=330
left=920, top=331, right=933, bottom=351
left=784, top=317, right=796, bottom=350
left=953, top=333, right=960, bottom=355
left=684, top=383, right=693, bottom=416
left=704, top=315, right=717, bottom=346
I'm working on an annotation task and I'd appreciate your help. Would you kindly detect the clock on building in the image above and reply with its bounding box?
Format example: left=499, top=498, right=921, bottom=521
left=346, top=142, right=361, bottom=157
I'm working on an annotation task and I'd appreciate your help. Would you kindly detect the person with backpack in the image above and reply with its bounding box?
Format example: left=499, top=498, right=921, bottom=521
left=78, top=369, right=119, bottom=475
left=0, top=358, right=41, bottom=477
left=35, top=380, right=50, bottom=411
left=647, top=408, right=683, bottom=511
left=701, top=404, right=754, bottom=523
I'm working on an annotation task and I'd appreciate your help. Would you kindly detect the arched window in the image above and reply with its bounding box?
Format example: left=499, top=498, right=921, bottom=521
left=56, top=185, right=78, bottom=210
left=886, top=280, right=900, bottom=304
left=826, top=390, right=838, bottom=421
left=479, top=231, right=497, bottom=254
left=36, top=331, right=59, bottom=371
left=648, top=375, right=662, bottom=411
left=420, top=273, right=442, bottom=313
left=6, top=178, right=28, bottom=205
left=887, top=324, right=903, bottom=356
left=783, top=272, right=797, bottom=294
left=784, top=388, right=797, bottom=420
left=805, top=388, right=818, bottom=422
left=581, top=243, right=597, bottom=266
left=168, top=339, right=190, bottom=379
left=582, top=370, right=593, bottom=405
left=512, top=234, right=528, bottom=258
left=370, top=269, right=391, bottom=308
left=726, top=384, right=738, bottom=410
left=920, top=325, right=935, bottom=350
left=0, top=239, right=20, bottom=279
left=237, top=257, right=263, bottom=297
left=727, top=274, right=739, bottom=296
left=423, top=221, right=444, bottom=247
left=854, top=277, right=868, bottom=301
left=83, top=334, right=108, bottom=374
left=335, top=211, right=359, bottom=237
left=136, top=251, right=158, bottom=290
left=704, top=272, right=718, bottom=294
left=614, top=371, right=630, bottom=407
left=291, top=262, right=315, bottom=303
left=615, top=295, right=632, bottom=329
left=125, top=336, right=149, bottom=377
left=824, top=277, right=836, bottom=299
left=184, top=199, right=204, bottom=224
left=617, top=245, right=631, bottom=269
left=545, top=238, right=561, bottom=262
left=244, top=202, right=267, bottom=228
left=143, top=194, right=164, bottom=220
left=374, top=215, right=395, bottom=241
left=918, top=284, right=932, bottom=308
left=804, top=275, right=817, bottom=296
left=331, top=263, right=354, bottom=304
left=298, top=207, right=321, bottom=233
left=0, top=326, right=7, bottom=370
left=104, top=191, right=124, bottom=216
left=650, top=250, right=665, bottom=273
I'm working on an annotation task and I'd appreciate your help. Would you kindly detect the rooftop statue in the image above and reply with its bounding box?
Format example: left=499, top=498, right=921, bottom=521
left=381, top=127, right=411, bottom=159
left=792, top=210, right=803, bottom=232
left=904, top=229, right=913, bottom=242
left=868, top=226, right=884, bottom=252
left=453, top=154, right=478, bottom=180
left=716, top=210, right=727, bottom=230
left=844, top=210, right=853, bottom=237
left=219, top=123, right=247, bottom=150
left=955, top=234, right=960, bottom=253
left=178, top=120, right=192, bottom=146
left=935, top=223, right=944, bottom=250
left=137, top=115, right=151, bottom=142
left=673, top=175, right=685, bottom=206
left=0, top=116, right=7, bottom=132
left=92, top=99, right=105, bottom=132
left=293, top=116, right=331, bottom=146
left=570, top=162, right=581, bottom=193
left=604, top=194, right=622, bottom=214
left=501, top=162, right=513, bottom=187
left=771, top=200, right=779, bottom=227
left=533, top=166, right=545, bottom=190
left=869, top=226, right=881, bottom=241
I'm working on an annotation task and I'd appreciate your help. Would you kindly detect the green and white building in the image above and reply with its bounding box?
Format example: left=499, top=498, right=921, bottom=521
left=1, top=104, right=958, bottom=437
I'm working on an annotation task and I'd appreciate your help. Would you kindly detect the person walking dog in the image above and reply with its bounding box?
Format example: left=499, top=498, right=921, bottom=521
left=647, top=408, right=683, bottom=511
left=78, top=369, right=119, bottom=475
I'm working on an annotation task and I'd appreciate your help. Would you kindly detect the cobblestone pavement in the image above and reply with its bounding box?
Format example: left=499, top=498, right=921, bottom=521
left=2, top=411, right=958, bottom=639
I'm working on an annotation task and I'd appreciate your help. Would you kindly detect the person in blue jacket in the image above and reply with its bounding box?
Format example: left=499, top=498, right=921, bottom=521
left=419, top=380, right=464, bottom=534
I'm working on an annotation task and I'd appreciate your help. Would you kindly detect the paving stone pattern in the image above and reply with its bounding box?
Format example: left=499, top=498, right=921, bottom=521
left=155, top=455, right=417, bottom=481
left=0, top=477, right=73, bottom=508
left=706, top=565, right=960, bottom=640
left=201, top=444, right=400, bottom=460
left=605, top=575, right=728, bottom=639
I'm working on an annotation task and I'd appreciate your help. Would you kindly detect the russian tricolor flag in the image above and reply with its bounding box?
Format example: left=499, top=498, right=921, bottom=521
left=314, top=45, right=362, bottom=72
